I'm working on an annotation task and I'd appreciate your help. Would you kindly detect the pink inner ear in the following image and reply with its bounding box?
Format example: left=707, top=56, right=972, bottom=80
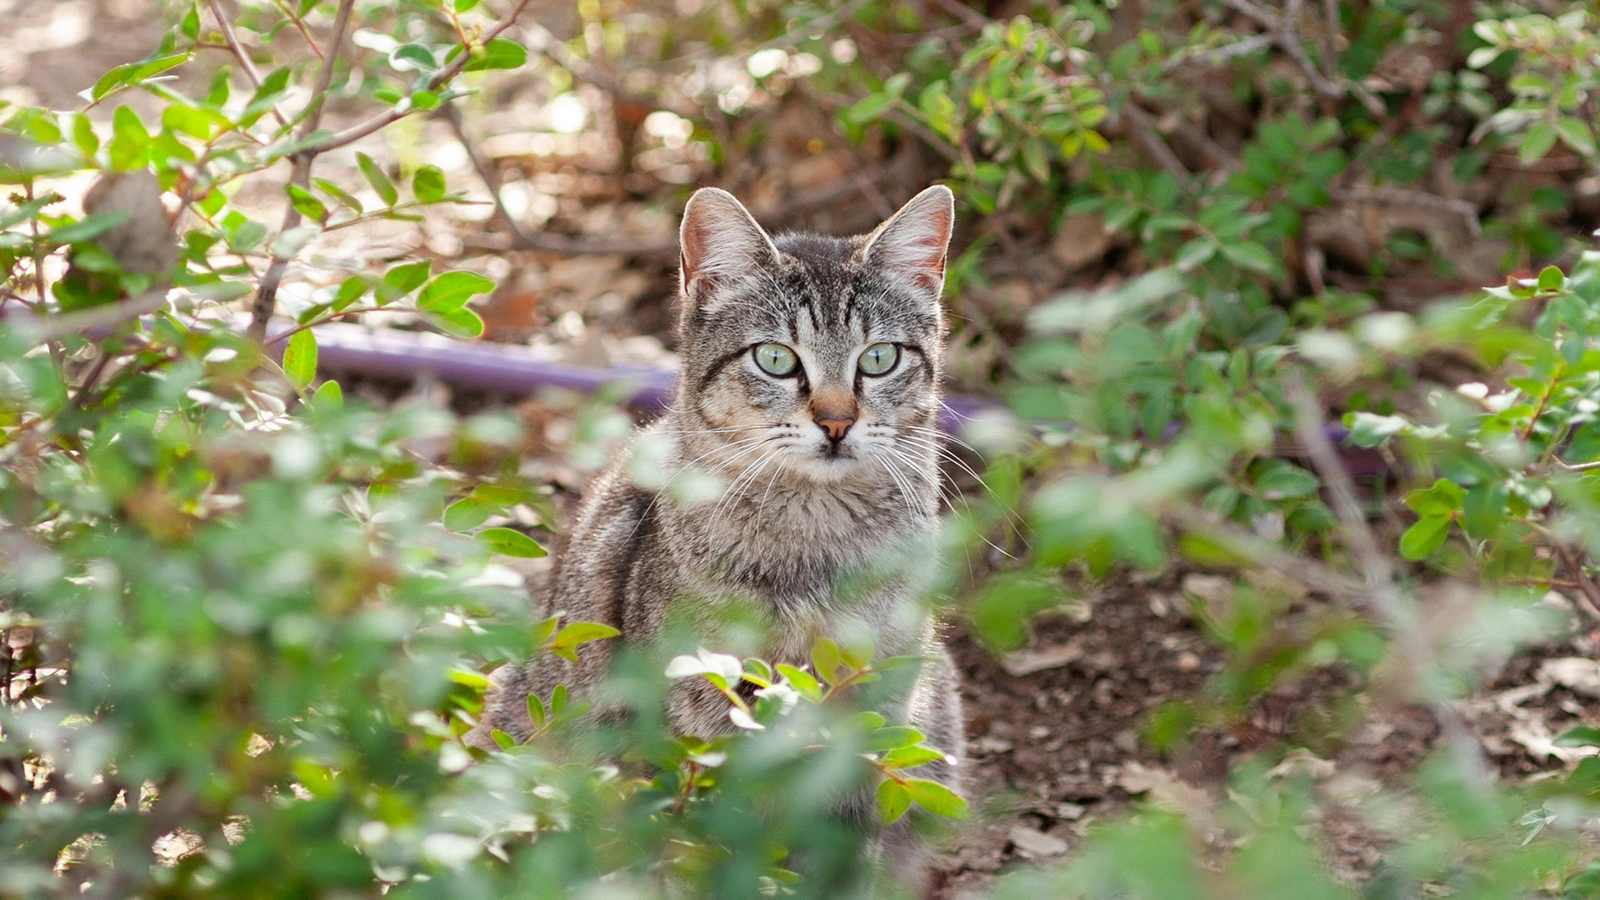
left=873, top=200, right=953, bottom=293
left=678, top=190, right=773, bottom=299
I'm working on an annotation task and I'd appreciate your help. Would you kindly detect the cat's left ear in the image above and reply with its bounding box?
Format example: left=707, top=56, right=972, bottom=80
left=861, top=185, right=955, bottom=296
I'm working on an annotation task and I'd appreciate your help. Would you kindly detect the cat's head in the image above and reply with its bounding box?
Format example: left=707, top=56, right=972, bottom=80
left=672, top=185, right=954, bottom=485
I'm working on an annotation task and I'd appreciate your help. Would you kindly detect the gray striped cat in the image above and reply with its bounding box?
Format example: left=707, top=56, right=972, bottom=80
left=471, top=185, right=964, bottom=890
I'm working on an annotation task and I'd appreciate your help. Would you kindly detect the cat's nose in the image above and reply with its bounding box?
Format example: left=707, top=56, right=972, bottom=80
left=815, top=415, right=855, bottom=442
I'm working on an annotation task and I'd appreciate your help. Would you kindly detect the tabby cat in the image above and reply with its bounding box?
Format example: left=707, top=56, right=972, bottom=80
left=471, top=184, right=964, bottom=889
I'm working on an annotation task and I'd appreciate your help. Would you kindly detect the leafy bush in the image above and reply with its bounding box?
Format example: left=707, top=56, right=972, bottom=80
left=9, top=0, right=1600, bottom=898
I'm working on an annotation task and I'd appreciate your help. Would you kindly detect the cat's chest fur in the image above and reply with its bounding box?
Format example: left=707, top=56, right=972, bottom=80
left=656, top=469, right=934, bottom=662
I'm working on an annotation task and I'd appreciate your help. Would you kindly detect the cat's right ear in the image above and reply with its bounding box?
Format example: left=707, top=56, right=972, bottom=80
left=679, top=188, right=777, bottom=304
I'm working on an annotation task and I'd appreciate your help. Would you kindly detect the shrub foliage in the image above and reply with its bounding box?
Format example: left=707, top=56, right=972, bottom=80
left=6, top=0, right=1600, bottom=897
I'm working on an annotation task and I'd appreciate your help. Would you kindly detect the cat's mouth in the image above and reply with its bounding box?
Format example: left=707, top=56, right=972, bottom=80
left=818, top=442, right=852, bottom=461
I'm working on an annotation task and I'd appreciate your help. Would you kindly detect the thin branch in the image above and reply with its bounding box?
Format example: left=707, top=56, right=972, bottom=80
left=299, top=0, right=536, bottom=157
left=205, top=0, right=292, bottom=130
left=1330, top=187, right=1482, bottom=239
left=1122, top=103, right=1189, bottom=178
left=923, top=0, right=990, bottom=28
left=273, top=0, right=326, bottom=59
left=453, top=158, right=914, bottom=258
left=521, top=22, right=695, bottom=118
left=0, top=288, right=178, bottom=342
left=247, top=0, right=357, bottom=342
left=1554, top=541, right=1600, bottom=621
left=1319, top=0, right=1339, bottom=81
left=1160, top=33, right=1274, bottom=72
left=438, top=100, right=536, bottom=247
left=1218, top=0, right=1382, bottom=116
left=1165, top=505, right=1363, bottom=600
left=1287, top=374, right=1402, bottom=612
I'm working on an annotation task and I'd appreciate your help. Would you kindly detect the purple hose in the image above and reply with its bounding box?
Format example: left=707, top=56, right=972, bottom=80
left=307, top=321, right=993, bottom=433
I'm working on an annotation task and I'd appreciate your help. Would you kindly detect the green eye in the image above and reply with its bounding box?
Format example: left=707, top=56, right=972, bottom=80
left=858, top=343, right=900, bottom=376
left=753, top=343, right=799, bottom=376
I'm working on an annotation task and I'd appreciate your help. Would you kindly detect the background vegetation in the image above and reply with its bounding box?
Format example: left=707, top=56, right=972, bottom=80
left=7, top=0, right=1600, bottom=897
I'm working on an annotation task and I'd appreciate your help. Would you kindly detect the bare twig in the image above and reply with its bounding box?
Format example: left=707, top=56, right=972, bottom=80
left=521, top=22, right=695, bottom=118
left=1555, top=542, right=1600, bottom=621
left=1330, top=187, right=1482, bottom=239
left=454, top=157, right=914, bottom=258
left=1319, top=0, right=1339, bottom=81
left=2, top=288, right=172, bottom=342
left=1218, top=0, right=1382, bottom=116
left=880, top=108, right=963, bottom=163
left=1284, top=374, right=1493, bottom=775
left=1287, top=375, right=1401, bottom=607
left=1160, top=33, right=1273, bottom=72
left=246, top=0, right=357, bottom=342
left=438, top=101, right=537, bottom=248
left=273, top=0, right=326, bottom=59
left=299, top=0, right=536, bottom=157
left=1122, top=103, right=1189, bottom=177
left=70, top=352, right=112, bottom=409
left=1166, top=505, right=1363, bottom=600
left=205, top=0, right=292, bottom=130
left=923, top=0, right=990, bottom=28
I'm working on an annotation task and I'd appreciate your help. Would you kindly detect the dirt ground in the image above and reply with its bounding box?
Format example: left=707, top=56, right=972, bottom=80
left=9, top=3, right=1600, bottom=896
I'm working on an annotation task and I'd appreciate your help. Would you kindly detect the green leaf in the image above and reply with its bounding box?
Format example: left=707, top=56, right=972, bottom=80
left=426, top=306, right=485, bottom=338
left=48, top=211, right=131, bottom=245
left=309, top=379, right=343, bottom=414
left=282, top=329, right=317, bottom=390
left=1520, top=121, right=1558, bottom=165
left=1174, top=238, right=1216, bottom=272
left=1537, top=265, right=1565, bottom=293
left=880, top=745, right=950, bottom=770
left=379, top=260, right=432, bottom=302
left=812, top=637, right=842, bottom=685
left=866, top=726, right=925, bottom=752
left=490, top=728, right=515, bottom=750
left=902, top=778, right=969, bottom=818
left=1399, top=513, right=1451, bottom=560
left=418, top=271, right=495, bottom=313
left=313, top=178, right=363, bottom=214
left=877, top=779, right=911, bottom=825
left=286, top=183, right=328, bottom=222
left=1404, top=479, right=1466, bottom=516
left=844, top=92, right=894, bottom=125
left=478, top=526, right=546, bottom=558
left=464, top=38, right=528, bottom=71
left=357, top=152, right=399, bottom=206
left=413, top=165, right=447, bottom=203
left=443, top=498, right=489, bottom=531
left=108, top=105, right=151, bottom=171
left=1557, top=118, right=1596, bottom=158
left=1218, top=240, right=1278, bottom=275
left=390, top=43, right=438, bottom=73
left=242, top=66, right=291, bottom=124
left=449, top=668, right=490, bottom=689
left=1255, top=464, right=1320, bottom=501
left=332, top=275, right=373, bottom=311
left=549, top=621, right=621, bottom=652
left=1555, top=725, right=1600, bottom=748
left=1461, top=482, right=1505, bottom=540
left=776, top=664, right=822, bottom=702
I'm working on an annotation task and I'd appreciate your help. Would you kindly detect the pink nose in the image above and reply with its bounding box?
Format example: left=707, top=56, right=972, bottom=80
left=815, top=416, right=855, bottom=442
